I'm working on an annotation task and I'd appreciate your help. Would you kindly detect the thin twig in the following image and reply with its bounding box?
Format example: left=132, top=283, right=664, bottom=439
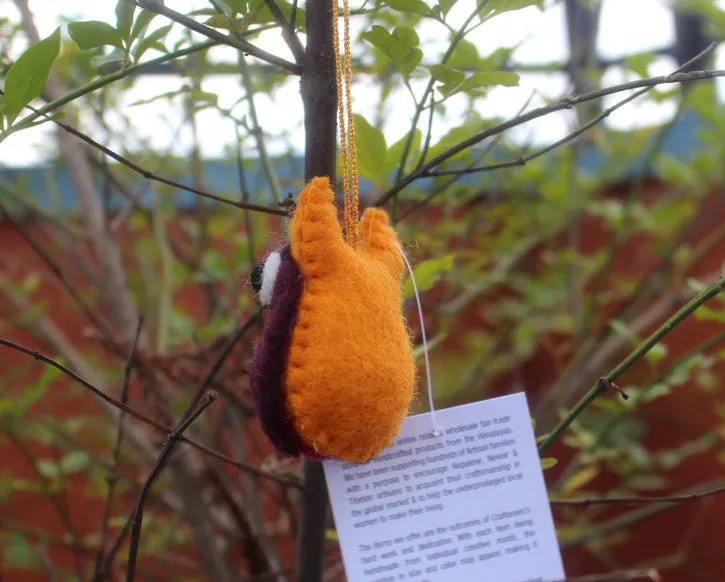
left=51, top=115, right=287, bottom=216
left=551, top=482, right=725, bottom=506
left=429, top=42, right=718, bottom=179
left=294, top=1, right=335, bottom=580
left=537, top=272, right=725, bottom=454
left=39, top=546, right=59, bottom=582
left=0, top=202, right=112, bottom=335
left=133, top=0, right=301, bottom=74
left=289, top=0, right=299, bottom=30
left=92, top=316, right=144, bottom=582
left=414, top=93, right=437, bottom=173
left=239, top=55, right=284, bottom=204
left=182, top=309, right=263, bottom=420
left=125, top=391, right=218, bottom=582
left=263, top=0, right=305, bottom=64
left=396, top=90, right=538, bottom=222
left=0, top=336, right=299, bottom=487
left=392, top=1, right=489, bottom=186
left=376, top=66, right=725, bottom=206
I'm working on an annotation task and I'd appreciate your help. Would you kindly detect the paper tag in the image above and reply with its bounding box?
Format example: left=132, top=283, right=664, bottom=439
left=323, top=393, right=565, bottom=582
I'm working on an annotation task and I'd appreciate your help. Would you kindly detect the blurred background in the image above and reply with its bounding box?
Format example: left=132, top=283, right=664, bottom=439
left=2, top=0, right=725, bottom=580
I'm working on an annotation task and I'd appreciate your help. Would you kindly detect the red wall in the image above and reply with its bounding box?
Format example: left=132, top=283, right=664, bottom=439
left=2, top=187, right=725, bottom=580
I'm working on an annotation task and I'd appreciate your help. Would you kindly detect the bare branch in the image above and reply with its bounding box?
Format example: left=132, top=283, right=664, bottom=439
left=429, top=42, right=718, bottom=180
left=125, top=392, right=218, bottom=582
left=92, top=317, right=144, bottom=582
left=294, top=0, right=336, bottom=580
left=0, top=203, right=112, bottom=335
left=50, top=115, right=288, bottom=217
left=0, top=336, right=299, bottom=487
left=262, top=0, right=305, bottom=64
left=376, top=66, right=724, bottom=206
left=551, top=483, right=725, bottom=506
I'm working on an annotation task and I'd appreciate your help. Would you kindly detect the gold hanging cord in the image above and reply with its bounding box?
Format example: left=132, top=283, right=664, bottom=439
left=331, top=0, right=359, bottom=247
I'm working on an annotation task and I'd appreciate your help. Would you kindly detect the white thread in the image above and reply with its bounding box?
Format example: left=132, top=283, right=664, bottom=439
left=398, top=244, right=442, bottom=437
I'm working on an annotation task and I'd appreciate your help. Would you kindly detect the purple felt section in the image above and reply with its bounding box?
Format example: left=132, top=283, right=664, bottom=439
left=249, top=245, right=322, bottom=459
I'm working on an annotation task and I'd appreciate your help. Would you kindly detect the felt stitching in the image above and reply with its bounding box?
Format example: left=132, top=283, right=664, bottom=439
left=251, top=178, right=415, bottom=463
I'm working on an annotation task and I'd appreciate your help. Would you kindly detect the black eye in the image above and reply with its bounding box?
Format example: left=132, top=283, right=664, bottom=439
left=251, top=260, right=265, bottom=296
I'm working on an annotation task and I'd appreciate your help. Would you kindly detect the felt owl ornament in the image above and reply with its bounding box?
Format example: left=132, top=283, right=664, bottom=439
left=249, top=177, right=416, bottom=463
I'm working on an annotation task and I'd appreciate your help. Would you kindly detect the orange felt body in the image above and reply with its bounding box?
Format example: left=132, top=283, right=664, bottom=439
left=284, top=177, right=416, bottom=463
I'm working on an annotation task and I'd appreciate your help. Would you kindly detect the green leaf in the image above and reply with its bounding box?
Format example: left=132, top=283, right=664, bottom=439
left=426, top=112, right=485, bottom=163
left=447, top=39, right=482, bottom=70
left=458, top=71, right=519, bottom=93
left=540, top=457, right=558, bottom=470
left=361, top=26, right=423, bottom=77
left=115, top=0, right=136, bottom=41
left=479, top=0, right=543, bottom=21
left=431, top=64, right=518, bottom=98
left=129, top=9, right=158, bottom=44
left=560, top=465, right=598, bottom=495
left=645, top=342, right=668, bottom=365
left=653, top=154, right=700, bottom=188
left=694, top=306, right=725, bottom=324
left=413, top=333, right=446, bottom=360
left=36, top=459, right=60, bottom=479
left=439, top=0, right=456, bottom=17
left=249, top=0, right=306, bottom=27
left=391, top=27, right=423, bottom=76
left=2, top=535, right=39, bottom=570
left=226, top=0, right=249, bottom=13
left=403, top=254, right=456, bottom=300
left=626, top=52, right=656, bottom=78
left=20, top=365, right=58, bottom=409
left=205, top=13, right=235, bottom=29
left=609, top=318, right=637, bottom=340
left=69, top=20, right=125, bottom=50
left=353, top=114, right=387, bottom=188
left=133, top=24, right=172, bottom=61
left=385, top=129, right=422, bottom=180
left=212, top=0, right=236, bottom=20
left=92, top=48, right=126, bottom=74
left=386, top=0, right=431, bottom=16
left=430, top=63, right=466, bottom=96
left=3, top=27, right=61, bottom=125
left=60, top=451, right=91, bottom=474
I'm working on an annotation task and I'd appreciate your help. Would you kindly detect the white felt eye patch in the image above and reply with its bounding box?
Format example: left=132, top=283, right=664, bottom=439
left=258, top=251, right=281, bottom=308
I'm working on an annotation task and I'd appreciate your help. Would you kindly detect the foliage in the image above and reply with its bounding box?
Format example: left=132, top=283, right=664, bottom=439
left=1, top=0, right=725, bottom=581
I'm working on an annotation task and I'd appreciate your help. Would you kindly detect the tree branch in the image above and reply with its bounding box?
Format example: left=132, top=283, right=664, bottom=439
left=125, top=391, right=218, bottom=582
left=0, top=336, right=299, bottom=487
left=538, top=273, right=725, bottom=453
left=429, top=43, right=718, bottom=180
left=263, top=0, right=305, bottom=65
left=294, top=1, right=336, bottom=581
left=550, top=482, right=725, bottom=506
left=46, top=113, right=287, bottom=217
left=92, top=317, right=144, bottom=582
left=375, top=67, right=725, bottom=207
left=132, top=0, right=301, bottom=74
